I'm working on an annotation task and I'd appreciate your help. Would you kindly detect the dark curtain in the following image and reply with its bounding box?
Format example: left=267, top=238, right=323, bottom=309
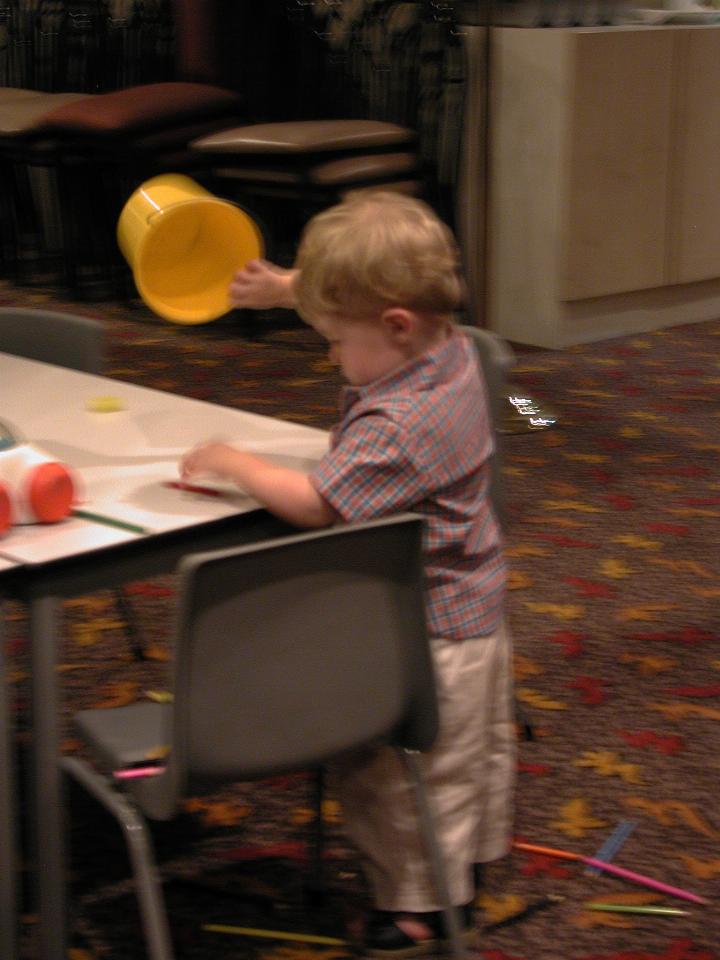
left=214, top=1, right=466, bottom=210
left=0, top=1, right=467, bottom=209
left=305, top=1, right=467, bottom=216
left=0, top=0, right=175, bottom=92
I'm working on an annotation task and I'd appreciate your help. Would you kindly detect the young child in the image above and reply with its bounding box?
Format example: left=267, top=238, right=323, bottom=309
left=228, top=257, right=297, bottom=312
left=180, top=192, right=515, bottom=955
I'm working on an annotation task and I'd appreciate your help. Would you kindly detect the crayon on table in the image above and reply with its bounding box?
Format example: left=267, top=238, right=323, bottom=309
left=163, top=480, right=223, bottom=497
left=72, top=508, right=149, bottom=535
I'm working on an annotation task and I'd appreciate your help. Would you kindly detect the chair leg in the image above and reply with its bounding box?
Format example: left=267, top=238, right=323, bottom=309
left=62, top=756, right=174, bottom=960
left=112, top=588, right=147, bottom=661
left=516, top=699, right=535, bottom=742
left=398, top=749, right=468, bottom=960
left=302, top=767, right=327, bottom=904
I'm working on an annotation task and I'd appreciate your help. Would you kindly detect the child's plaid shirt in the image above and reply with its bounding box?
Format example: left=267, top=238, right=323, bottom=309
left=310, top=325, right=506, bottom=639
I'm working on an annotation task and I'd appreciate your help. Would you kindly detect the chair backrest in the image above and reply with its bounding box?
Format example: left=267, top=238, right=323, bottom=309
left=135, top=515, right=435, bottom=816
left=0, top=307, right=103, bottom=373
left=459, top=324, right=515, bottom=529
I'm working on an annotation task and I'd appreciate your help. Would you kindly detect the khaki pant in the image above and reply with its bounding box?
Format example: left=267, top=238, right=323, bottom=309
left=333, top=619, right=516, bottom=911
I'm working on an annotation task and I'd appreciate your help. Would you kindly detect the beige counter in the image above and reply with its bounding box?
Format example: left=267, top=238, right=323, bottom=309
left=483, top=25, right=720, bottom=347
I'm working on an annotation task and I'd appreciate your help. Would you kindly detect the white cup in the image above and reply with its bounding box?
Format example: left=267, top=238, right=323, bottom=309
left=0, top=443, right=75, bottom=525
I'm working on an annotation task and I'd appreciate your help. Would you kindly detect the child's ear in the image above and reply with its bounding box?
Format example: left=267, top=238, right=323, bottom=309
left=380, top=307, right=415, bottom=342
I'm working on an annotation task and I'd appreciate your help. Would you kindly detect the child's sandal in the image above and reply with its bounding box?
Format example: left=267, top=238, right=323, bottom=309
left=362, top=906, right=474, bottom=958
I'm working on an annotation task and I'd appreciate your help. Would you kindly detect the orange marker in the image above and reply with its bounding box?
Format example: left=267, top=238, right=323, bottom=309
left=513, top=841, right=581, bottom=862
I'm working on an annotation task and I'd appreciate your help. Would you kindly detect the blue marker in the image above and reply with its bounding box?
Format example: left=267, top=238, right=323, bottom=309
left=584, top=820, right=637, bottom=876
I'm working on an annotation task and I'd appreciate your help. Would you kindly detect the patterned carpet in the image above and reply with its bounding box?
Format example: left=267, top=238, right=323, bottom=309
left=2, top=279, right=719, bottom=960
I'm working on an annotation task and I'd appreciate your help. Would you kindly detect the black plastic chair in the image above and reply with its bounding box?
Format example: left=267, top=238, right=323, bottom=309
left=459, top=323, right=516, bottom=531
left=0, top=307, right=145, bottom=660
left=61, top=514, right=468, bottom=960
left=0, top=306, right=103, bottom=374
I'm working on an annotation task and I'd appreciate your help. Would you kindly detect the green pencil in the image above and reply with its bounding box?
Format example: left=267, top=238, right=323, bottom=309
left=585, top=903, right=689, bottom=917
left=72, top=508, right=149, bottom=535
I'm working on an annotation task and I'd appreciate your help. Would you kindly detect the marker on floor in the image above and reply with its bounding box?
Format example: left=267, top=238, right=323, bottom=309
left=584, top=903, right=689, bottom=917
left=585, top=820, right=638, bottom=876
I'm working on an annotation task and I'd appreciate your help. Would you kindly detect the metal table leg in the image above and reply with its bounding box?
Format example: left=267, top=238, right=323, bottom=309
left=0, top=601, right=19, bottom=960
left=29, top=594, right=65, bottom=960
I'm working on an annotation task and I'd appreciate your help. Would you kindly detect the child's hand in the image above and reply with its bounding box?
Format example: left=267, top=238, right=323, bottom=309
left=180, top=442, right=234, bottom=480
left=228, top=260, right=297, bottom=310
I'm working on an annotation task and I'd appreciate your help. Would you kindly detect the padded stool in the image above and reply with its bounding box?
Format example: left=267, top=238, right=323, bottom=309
left=0, top=91, right=94, bottom=284
left=19, top=82, right=244, bottom=299
left=191, top=119, right=423, bottom=254
left=0, top=89, right=49, bottom=105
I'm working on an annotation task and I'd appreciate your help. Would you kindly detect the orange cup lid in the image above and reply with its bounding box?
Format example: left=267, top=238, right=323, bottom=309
left=28, top=462, right=74, bottom=523
left=0, top=481, right=11, bottom=533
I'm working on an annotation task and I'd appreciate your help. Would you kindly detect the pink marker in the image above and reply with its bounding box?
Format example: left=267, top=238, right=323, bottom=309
left=583, top=857, right=708, bottom=905
left=113, top=765, right=166, bottom=780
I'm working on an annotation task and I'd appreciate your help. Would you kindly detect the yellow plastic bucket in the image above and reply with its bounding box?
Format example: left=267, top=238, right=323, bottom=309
left=117, top=174, right=264, bottom=324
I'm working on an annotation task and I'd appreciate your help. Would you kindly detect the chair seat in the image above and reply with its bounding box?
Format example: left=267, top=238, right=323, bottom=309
left=212, top=166, right=307, bottom=185
left=212, top=152, right=419, bottom=186
left=74, top=700, right=170, bottom=772
left=0, top=82, right=244, bottom=299
left=192, top=119, right=415, bottom=155
left=310, top=151, right=419, bottom=185
left=0, top=93, right=94, bottom=138
left=342, top=180, right=422, bottom=198
left=0, top=88, right=47, bottom=104
left=62, top=517, right=468, bottom=959
left=34, top=82, right=243, bottom=139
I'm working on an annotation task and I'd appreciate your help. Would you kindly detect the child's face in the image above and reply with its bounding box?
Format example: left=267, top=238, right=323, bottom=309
left=311, top=313, right=407, bottom=386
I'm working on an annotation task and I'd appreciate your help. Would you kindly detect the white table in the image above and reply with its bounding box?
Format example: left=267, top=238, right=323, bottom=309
left=0, top=352, right=329, bottom=960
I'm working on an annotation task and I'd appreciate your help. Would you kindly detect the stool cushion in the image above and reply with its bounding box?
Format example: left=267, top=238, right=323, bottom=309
left=210, top=167, right=306, bottom=185
left=0, top=88, right=44, bottom=104
left=343, top=181, right=422, bottom=199
left=0, top=93, right=94, bottom=137
left=35, top=82, right=242, bottom=137
left=192, top=119, right=415, bottom=155
left=310, top=152, right=419, bottom=186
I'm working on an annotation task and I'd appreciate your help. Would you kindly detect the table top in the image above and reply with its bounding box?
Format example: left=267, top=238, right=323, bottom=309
left=0, top=352, right=329, bottom=568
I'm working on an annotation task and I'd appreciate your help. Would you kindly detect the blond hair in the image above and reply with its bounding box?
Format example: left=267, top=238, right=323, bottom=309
left=294, top=191, right=463, bottom=324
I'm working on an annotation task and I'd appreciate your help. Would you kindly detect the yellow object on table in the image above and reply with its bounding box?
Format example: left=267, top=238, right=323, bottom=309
left=86, top=395, right=125, bottom=413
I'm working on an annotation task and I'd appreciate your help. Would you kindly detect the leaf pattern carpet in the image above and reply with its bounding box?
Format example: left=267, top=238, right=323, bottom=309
left=2, top=280, right=719, bottom=960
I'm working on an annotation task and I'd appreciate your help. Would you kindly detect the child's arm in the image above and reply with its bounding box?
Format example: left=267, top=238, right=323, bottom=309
left=228, top=260, right=298, bottom=310
left=180, top=441, right=337, bottom=529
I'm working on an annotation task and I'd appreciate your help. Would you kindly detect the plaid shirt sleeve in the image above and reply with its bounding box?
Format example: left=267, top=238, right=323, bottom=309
left=310, top=412, right=428, bottom=521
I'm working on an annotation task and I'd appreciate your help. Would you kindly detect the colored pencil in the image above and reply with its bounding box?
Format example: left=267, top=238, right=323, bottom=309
left=202, top=924, right=348, bottom=946
left=585, top=903, right=689, bottom=917
left=163, top=480, right=223, bottom=497
left=72, top=508, right=148, bottom=535
left=513, top=842, right=708, bottom=905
